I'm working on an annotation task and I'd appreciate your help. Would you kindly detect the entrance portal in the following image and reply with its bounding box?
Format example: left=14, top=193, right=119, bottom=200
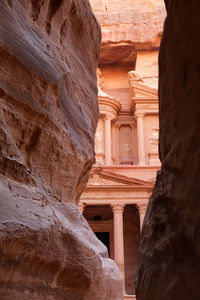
left=95, top=232, right=110, bottom=257
left=83, top=204, right=140, bottom=295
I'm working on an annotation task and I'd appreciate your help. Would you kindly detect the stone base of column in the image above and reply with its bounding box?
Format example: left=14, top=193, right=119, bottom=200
left=123, top=295, right=136, bottom=300
left=148, top=152, right=160, bottom=166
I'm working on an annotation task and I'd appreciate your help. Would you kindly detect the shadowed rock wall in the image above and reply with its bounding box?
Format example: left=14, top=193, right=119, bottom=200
left=0, top=0, right=123, bottom=299
left=136, top=1, right=200, bottom=299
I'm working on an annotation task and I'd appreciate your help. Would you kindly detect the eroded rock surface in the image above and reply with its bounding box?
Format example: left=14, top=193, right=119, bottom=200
left=136, top=1, right=200, bottom=299
left=0, top=1, right=123, bottom=299
left=89, top=0, right=166, bottom=66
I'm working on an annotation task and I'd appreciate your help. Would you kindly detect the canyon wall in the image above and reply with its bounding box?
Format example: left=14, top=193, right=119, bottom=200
left=90, top=0, right=165, bottom=46
left=0, top=0, right=122, bottom=299
left=89, top=0, right=166, bottom=66
left=136, top=1, right=200, bottom=299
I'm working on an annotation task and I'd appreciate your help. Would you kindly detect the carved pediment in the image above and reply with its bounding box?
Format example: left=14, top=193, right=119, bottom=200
left=132, top=82, right=158, bottom=99
left=88, top=173, right=126, bottom=186
left=129, top=71, right=158, bottom=99
left=87, top=168, right=154, bottom=188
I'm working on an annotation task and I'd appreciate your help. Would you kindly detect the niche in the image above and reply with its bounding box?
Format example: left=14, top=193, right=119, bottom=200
left=119, top=125, right=133, bottom=164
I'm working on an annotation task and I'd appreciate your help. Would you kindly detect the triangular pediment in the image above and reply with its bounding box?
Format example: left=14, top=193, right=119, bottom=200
left=128, top=71, right=158, bottom=99
left=132, top=82, right=158, bottom=98
left=87, top=168, right=154, bottom=188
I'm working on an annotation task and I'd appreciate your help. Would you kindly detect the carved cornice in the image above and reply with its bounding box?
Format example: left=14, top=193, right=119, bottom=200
left=111, top=204, right=125, bottom=214
left=115, top=121, right=135, bottom=129
left=128, top=70, right=159, bottom=115
left=128, top=71, right=158, bottom=99
left=88, top=168, right=154, bottom=188
left=98, top=90, right=121, bottom=120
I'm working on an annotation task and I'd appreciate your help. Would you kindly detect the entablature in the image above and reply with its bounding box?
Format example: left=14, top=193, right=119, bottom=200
left=98, top=88, right=121, bottom=120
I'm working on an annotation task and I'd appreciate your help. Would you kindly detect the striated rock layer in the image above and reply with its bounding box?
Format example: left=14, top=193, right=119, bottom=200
left=136, top=1, right=200, bottom=299
left=89, top=0, right=166, bottom=66
left=0, top=0, right=123, bottom=299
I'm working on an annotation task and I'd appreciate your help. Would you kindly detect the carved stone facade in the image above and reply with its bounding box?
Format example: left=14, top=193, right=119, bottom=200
left=80, top=59, right=160, bottom=298
left=80, top=6, right=161, bottom=295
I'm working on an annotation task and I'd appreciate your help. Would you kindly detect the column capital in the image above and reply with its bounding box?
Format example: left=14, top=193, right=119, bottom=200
left=104, top=113, right=114, bottom=121
left=137, top=203, right=147, bottom=214
left=135, top=111, right=145, bottom=119
left=78, top=202, right=86, bottom=213
left=111, top=204, right=125, bottom=214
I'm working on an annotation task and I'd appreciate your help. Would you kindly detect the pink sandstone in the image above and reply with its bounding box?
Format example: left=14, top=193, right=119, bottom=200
left=89, top=0, right=166, bottom=66
left=0, top=0, right=123, bottom=299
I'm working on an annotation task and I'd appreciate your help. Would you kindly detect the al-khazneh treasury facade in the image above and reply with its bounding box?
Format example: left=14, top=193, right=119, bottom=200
left=79, top=65, right=160, bottom=298
left=79, top=1, right=164, bottom=298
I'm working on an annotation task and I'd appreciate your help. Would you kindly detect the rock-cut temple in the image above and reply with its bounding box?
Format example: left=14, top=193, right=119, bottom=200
left=79, top=50, right=161, bottom=298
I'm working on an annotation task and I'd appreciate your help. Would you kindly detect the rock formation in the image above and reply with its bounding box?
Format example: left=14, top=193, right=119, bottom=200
left=89, top=0, right=166, bottom=66
left=136, top=1, right=200, bottom=299
left=0, top=1, right=123, bottom=299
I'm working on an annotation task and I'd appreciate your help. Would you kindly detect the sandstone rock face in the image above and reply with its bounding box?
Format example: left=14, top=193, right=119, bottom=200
left=89, top=0, right=166, bottom=65
left=0, top=1, right=123, bottom=299
left=90, top=0, right=165, bottom=46
left=136, top=1, right=200, bottom=299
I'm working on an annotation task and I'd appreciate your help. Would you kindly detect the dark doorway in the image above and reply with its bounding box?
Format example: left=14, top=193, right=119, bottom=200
left=94, top=232, right=110, bottom=257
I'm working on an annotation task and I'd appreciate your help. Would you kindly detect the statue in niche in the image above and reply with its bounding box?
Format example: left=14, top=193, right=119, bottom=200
left=119, top=125, right=133, bottom=164
left=149, top=128, right=159, bottom=153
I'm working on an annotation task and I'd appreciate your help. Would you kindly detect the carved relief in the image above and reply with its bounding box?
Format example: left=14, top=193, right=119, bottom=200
left=128, top=71, right=144, bottom=83
left=149, top=128, right=159, bottom=153
left=112, top=204, right=125, bottom=214
left=119, top=125, right=133, bottom=164
left=88, top=174, right=126, bottom=186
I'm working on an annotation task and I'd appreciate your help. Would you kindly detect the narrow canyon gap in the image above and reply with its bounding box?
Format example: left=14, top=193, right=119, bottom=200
left=136, top=1, right=200, bottom=299
left=80, top=1, right=166, bottom=299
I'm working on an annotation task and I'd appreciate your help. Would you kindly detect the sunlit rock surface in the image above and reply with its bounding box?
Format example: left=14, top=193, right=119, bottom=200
left=136, top=1, right=200, bottom=299
left=89, top=0, right=166, bottom=66
left=0, top=0, right=123, bottom=299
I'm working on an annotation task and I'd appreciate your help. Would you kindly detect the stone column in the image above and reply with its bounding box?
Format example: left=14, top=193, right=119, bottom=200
left=111, top=123, right=115, bottom=163
left=78, top=202, right=86, bottom=214
left=138, top=203, right=147, bottom=231
left=104, top=115, right=112, bottom=165
left=115, top=123, right=120, bottom=164
left=112, top=204, right=125, bottom=292
left=95, top=118, right=104, bottom=165
left=135, top=112, right=145, bottom=165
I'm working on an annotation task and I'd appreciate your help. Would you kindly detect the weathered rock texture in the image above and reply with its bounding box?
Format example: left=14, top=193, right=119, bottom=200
left=136, top=1, right=200, bottom=299
left=0, top=1, right=123, bottom=299
left=89, top=0, right=166, bottom=66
